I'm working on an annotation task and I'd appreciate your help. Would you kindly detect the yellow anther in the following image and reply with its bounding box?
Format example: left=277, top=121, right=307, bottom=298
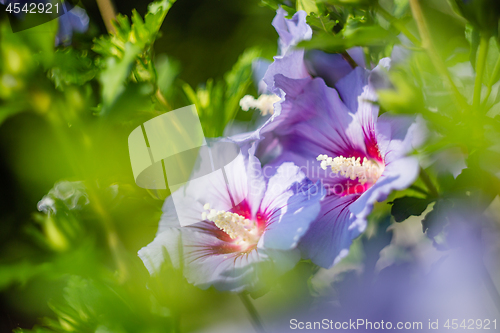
left=317, top=154, right=383, bottom=184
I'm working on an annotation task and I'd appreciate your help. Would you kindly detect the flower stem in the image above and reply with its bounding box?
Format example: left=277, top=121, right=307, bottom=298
left=409, top=184, right=429, bottom=196
left=473, top=36, right=489, bottom=110
left=419, top=168, right=438, bottom=198
left=409, top=0, right=469, bottom=113
left=341, top=51, right=358, bottom=69
left=96, top=0, right=117, bottom=34
left=239, top=293, right=265, bottom=333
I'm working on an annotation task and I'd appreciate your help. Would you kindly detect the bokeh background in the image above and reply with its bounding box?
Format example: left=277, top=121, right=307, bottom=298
left=1, top=0, right=500, bottom=332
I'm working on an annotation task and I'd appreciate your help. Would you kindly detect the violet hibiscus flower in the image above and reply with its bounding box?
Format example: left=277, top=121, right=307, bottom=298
left=263, top=8, right=366, bottom=95
left=238, top=8, right=366, bottom=159
left=267, top=64, right=425, bottom=268
left=138, top=147, right=325, bottom=292
left=241, top=8, right=365, bottom=118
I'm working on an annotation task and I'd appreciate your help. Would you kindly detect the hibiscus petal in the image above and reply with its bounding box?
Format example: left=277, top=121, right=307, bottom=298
left=263, top=9, right=312, bottom=95
left=305, top=48, right=366, bottom=87
left=299, top=195, right=364, bottom=268
left=276, top=77, right=367, bottom=158
left=349, top=156, right=420, bottom=220
left=377, top=114, right=427, bottom=164
left=272, top=8, right=312, bottom=55
left=138, top=227, right=182, bottom=274
left=144, top=224, right=300, bottom=292
left=263, top=50, right=311, bottom=95
left=261, top=163, right=325, bottom=250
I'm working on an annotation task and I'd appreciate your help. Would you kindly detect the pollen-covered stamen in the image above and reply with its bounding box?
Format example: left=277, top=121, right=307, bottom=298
left=317, top=154, right=383, bottom=185
left=239, top=94, right=281, bottom=116
left=202, top=203, right=260, bottom=245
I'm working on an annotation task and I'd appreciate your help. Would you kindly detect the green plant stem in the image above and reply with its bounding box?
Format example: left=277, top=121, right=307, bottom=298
left=409, top=184, right=429, bottom=196
left=87, top=185, right=129, bottom=282
left=409, top=0, right=469, bottom=113
left=96, top=0, right=117, bottom=33
left=482, top=49, right=500, bottom=108
left=376, top=5, right=421, bottom=46
left=47, top=110, right=129, bottom=282
left=239, top=293, right=265, bottom=333
left=473, top=36, right=490, bottom=110
left=341, top=51, right=358, bottom=69
left=419, top=168, right=439, bottom=198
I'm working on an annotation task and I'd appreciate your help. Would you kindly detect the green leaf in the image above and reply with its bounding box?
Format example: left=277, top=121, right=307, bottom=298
left=156, top=55, right=180, bottom=98
left=297, top=0, right=318, bottom=14
left=299, top=17, right=397, bottom=52
left=93, top=0, right=177, bottom=112
left=393, top=0, right=410, bottom=18
left=184, top=48, right=261, bottom=137
left=49, top=49, right=97, bottom=88
left=306, top=13, right=337, bottom=33
left=100, top=42, right=143, bottom=110
left=0, top=261, right=52, bottom=291
left=421, top=198, right=448, bottom=240
left=390, top=196, right=433, bottom=222
left=324, top=0, right=376, bottom=7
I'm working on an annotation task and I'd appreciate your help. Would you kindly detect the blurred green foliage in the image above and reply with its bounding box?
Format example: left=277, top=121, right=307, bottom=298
left=1, top=0, right=500, bottom=332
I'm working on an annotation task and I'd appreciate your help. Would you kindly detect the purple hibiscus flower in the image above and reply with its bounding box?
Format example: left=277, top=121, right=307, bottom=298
left=238, top=8, right=366, bottom=160
left=239, top=8, right=425, bottom=269
left=265, top=64, right=425, bottom=268
left=138, top=147, right=325, bottom=292
left=55, top=5, right=89, bottom=46
left=263, top=8, right=366, bottom=94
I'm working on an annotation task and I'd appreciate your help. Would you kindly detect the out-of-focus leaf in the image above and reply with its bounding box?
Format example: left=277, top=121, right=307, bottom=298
left=484, top=37, right=500, bottom=87
left=93, top=0, right=177, bottom=113
left=307, top=13, right=337, bottom=33
left=104, top=82, right=156, bottom=123
left=0, top=19, right=58, bottom=123
left=49, top=49, right=97, bottom=88
left=390, top=196, right=433, bottom=222
left=297, top=0, right=318, bottom=14
left=421, top=199, right=447, bottom=240
left=436, top=171, right=456, bottom=193
left=362, top=214, right=393, bottom=276
left=465, top=24, right=480, bottom=69
left=451, top=163, right=500, bottom=207
left=377, top=70, right=425, bottom=114
left=393, top=0, right=410, bottom=18
left=448, top=0, right=500, bottom=36
left=260, top=0, right=296, bottom=15
left=324, top=0, right=376, bottom=6
left=100, top=42, right=143, bottom=109
left=299, top=17, right=397, bottom=52
left=0, top=261, right=52, bottom=291
left=156, top=55, right=180, bottom=98
left=184, top=48, right=261, bottom=137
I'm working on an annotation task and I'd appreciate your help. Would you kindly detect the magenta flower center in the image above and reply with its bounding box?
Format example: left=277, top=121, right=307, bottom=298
left=317, top=154, right=385, bottom=196
left=202, top=203, right=262, bottom=249
left=317, top=154, right=384, bottom=185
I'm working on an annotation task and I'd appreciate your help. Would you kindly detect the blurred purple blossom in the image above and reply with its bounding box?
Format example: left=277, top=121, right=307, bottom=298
left=139, top=147, right=325, bottom=292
